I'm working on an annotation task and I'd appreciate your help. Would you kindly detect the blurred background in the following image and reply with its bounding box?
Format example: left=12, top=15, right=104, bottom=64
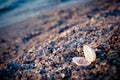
left=0, top=0, right=90, bottom=28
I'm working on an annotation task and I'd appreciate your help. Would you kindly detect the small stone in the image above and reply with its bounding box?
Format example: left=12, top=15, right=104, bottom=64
left=37, top=63, right=42, bottom=69
left=22, top=34, right=33, bottom=43
left=34, top=63, right=38, bottom=67
left=36, top=56, right=41, bottom=61
left=40, top=69, right=47, bottom=74
left=96, top=49, right=105, bottom=57
left=101, top=62, right=106, bottom=66
left=22, top=59, right=31, bottom=64
left=45, top=62, right=49, bottom=65
left=0, top=39, right=6, bottom=43
left=51, top=62, right=58, bottom=68
left=17, top=55, right=22, bottom=60
left=49, top=41, right=55, bottom=46
left=80, top=38, right=85, bottom=43
left=90, top=18, right=96, bottom=23
left=37, top=50, right=43, bottom=56
left=61, top=73, right=65, bottom=78
left=77, top=47, right=82, bottom=53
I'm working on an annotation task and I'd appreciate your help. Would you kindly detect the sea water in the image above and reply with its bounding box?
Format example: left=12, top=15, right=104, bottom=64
left=0, top=0, right=91, bottom=28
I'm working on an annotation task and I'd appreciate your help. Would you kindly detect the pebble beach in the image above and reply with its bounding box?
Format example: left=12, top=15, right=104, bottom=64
left=0, top=0, right=120, bottom=80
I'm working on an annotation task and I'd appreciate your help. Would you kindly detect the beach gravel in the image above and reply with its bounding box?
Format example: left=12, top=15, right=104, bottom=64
left=0, top=0, right=120, bottom=80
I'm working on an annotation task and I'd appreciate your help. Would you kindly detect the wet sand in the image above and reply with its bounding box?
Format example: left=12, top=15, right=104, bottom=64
left=0, top=0, right=120, bottom=80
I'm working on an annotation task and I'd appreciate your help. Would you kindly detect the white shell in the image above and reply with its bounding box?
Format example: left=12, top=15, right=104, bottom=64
left=72, top=57, right=91, bottom=66
left=72, top=45, right=96, bottom=66
left=83, top=45, right=96, bottom=62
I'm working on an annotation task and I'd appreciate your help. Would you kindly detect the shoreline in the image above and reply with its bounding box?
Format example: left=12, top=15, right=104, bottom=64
left=0, top=0, right=91, bottom=29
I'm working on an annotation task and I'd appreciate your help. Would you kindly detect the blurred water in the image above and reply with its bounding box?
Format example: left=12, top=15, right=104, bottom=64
left=0, top=0, right=91, bottom=28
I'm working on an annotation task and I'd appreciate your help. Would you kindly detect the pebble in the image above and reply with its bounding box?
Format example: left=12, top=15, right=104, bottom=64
left=22, top=34, right=33, bottom=43
left=34, top=63, right=38, bottom=67
left=96, top=49, right=105, bottom=57
left=40, top=69, right=47, bottom=74
left=76, top=47, right=82, bottom=53
left=80, top=38, right=86, bottom=43
left=91, top=8, right=100, bottom=13
left=0, top=39, right=6, bottom=43
left=36, top=56, right=41, bottom=62
left=51, top=62, right=58, bottom=68
left=7, top=62, right=18, bottom=70
left=104, top=10, right=120, bottom=17
left=44, top=46, right=54, bottom=54
left=61, top=73, right=65, bottom=78
left=49, top=41, right=55, bottom=46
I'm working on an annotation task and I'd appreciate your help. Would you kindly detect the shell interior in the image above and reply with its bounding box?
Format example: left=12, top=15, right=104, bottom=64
left=72, top=57, right=91, bottom=66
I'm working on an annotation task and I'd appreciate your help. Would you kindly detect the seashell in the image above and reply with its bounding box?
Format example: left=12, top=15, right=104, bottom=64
left=83, top=45, right=96, bottom=62
left=72, top=45, right=96, bottom=66
left=72, top=57, right=91, bottom=66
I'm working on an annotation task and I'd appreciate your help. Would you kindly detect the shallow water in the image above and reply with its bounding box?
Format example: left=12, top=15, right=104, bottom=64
left=0, top=0, right=91, bottom=28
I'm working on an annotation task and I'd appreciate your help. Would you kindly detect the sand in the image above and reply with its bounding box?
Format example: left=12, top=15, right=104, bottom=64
left=0, top=0, right=120, bottom=80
